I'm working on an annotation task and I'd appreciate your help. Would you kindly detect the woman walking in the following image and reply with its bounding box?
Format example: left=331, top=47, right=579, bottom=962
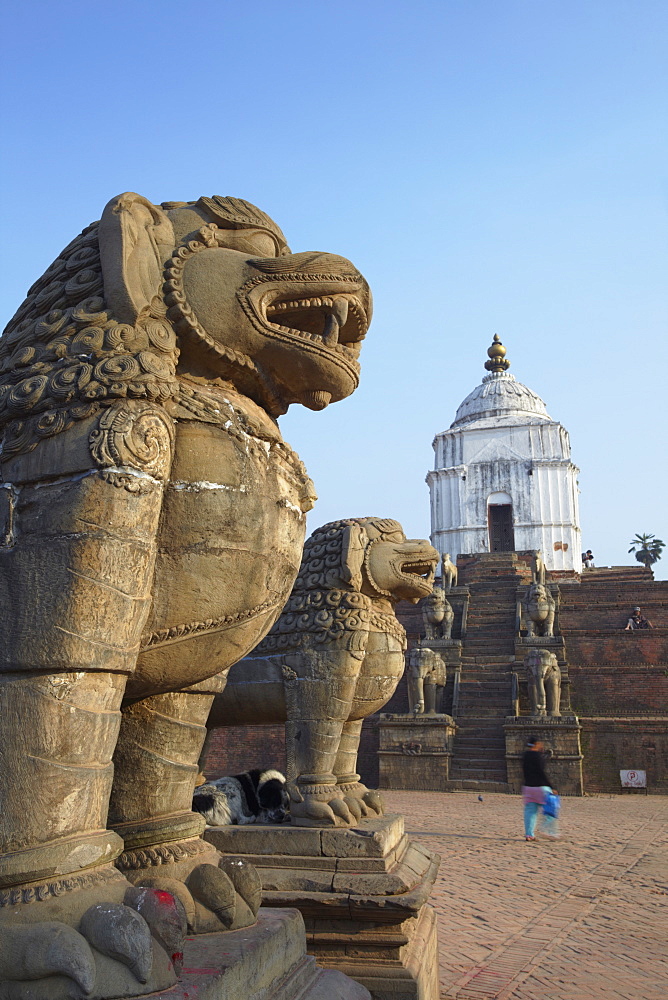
left=522, top=737, right=558, bottom=841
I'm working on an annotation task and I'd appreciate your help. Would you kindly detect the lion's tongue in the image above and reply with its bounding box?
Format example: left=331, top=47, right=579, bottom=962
left=322, top=298, right=349, bottom=346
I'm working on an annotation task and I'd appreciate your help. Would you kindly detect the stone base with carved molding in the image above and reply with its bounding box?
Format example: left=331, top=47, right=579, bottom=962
left=378, top=714, right=457, bottom=792
left=504, top=715, right=584, bottom=795
left=126, top=908, right=370, bottom=1000
left=204, top=815, right=440, bottom=1000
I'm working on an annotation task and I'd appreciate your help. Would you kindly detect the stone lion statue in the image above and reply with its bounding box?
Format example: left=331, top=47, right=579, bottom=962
left=407, top=645, right=446, bottom=715
left=524, top=648, right=562, bottom=717
left=206, top=518, right=439, bottom=827
left=0, top=193, right=370, bottom=994
left=421, top=584, right=454, bottom=640
left=523, top=583, right=556, bottom=637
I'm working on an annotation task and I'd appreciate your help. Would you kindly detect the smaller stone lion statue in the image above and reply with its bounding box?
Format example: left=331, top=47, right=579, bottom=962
left=524, top=648, right=561, bottom=717
left=421, top=585, right=454, bottom=640
left=205, top=517, right=439, bottom=826
left=407, top=646, right=446, bottom=715
left=523, top=583, right=556, bottom=637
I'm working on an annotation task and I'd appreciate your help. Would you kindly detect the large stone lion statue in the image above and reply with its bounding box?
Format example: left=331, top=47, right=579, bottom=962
left=205, top=518, right=439, bottom=827
left=0, top=193, right=370, bottom=995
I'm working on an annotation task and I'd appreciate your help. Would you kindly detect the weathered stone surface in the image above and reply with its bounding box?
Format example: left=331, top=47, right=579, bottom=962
left=320, top=815, right=406, bottom=858
left=205, top=824, right=323, bottom=857
left=205, top=814, right=406, bottom=863
left=206, top=815, right=440, bottom=998
left=79, top=903, right=153, bottom=983
left=136, top=908, right=371, bottom=1000
left=206, top=521, right=439, bottom=827
left=307, top=903, right=439, bottom=1000
left=378, top=715, right=456, bottom=792
left=0, top=192, right=370, bottom=994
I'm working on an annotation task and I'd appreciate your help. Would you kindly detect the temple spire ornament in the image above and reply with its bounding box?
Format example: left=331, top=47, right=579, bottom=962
left=484, top=334, right=511, bottom=373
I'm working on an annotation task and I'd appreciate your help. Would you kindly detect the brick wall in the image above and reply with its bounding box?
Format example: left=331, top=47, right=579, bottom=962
left=570, top=668, right=668, bottom=717
left=561, top=576, right=668, bottom=781
left=579, top=718, right=668, bottom=793
left=204, top=724, right=286, bottom=779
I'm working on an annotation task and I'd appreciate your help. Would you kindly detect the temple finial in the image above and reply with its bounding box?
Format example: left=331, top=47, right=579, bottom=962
left=484, top=334, right=510, bottom=373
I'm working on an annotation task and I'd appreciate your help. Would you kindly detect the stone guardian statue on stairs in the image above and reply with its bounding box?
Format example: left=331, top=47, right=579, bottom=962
left=524, top=648, right=562, bottom=718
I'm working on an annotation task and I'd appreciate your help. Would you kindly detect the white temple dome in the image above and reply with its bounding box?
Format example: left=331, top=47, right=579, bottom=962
left=451, top=371, right=551, bottom=427
left=427, top=335, right=581, bottom=574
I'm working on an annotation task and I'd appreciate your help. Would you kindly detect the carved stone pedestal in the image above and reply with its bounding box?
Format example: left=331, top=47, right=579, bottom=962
left=378, top=714, right=457, bottom=791
left=128, top=907, right=370, bottom=999
left=504, top=715, right=584, bottom=795
left=205, top=816, right=440, bottom=1000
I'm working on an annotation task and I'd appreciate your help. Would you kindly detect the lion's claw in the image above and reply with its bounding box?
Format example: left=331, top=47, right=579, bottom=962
left=185, top=864, right=237, bottom=930
left=80, top=903, right=153, bottom=983
left=219, top=857, right=262, bottom=919
left=124, top=886, right=187, bottom=974
left=362, top=789, right=384, bottom=815
left=0, top=923, right=96, bottom=994
left=342, top=795, right=365, bottom=820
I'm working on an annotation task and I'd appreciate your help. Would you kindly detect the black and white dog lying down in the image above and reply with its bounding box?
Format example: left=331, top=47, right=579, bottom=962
left=192, top=769, right=289, bottom=826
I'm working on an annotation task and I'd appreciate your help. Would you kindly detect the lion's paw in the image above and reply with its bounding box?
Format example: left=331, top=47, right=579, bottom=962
left=288, top=783, right=357, bottom=827
left=121, top=837, right=260, bottom=934
left=0, top=888, right=183, bottom=999
left=337, top=781, right=384, bottom=818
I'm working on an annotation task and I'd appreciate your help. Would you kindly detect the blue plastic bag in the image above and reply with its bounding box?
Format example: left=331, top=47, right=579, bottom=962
left=543, top=791, right=560, bottom=818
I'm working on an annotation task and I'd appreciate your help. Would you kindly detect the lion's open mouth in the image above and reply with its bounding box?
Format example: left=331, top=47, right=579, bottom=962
left=400, top=559, right=438, bottom=587
left=264, top=293, right=366, bottom=355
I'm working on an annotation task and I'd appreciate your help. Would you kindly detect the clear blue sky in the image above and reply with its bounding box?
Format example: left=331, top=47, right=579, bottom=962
left=2, top=0, right=666, bottom=576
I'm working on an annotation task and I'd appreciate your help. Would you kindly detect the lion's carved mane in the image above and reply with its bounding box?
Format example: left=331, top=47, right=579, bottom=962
left=256, top=517, right=407, bottom=651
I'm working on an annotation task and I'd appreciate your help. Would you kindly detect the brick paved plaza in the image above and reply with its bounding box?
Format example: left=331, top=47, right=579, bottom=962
left=383, top=790, right=668, bottom=1000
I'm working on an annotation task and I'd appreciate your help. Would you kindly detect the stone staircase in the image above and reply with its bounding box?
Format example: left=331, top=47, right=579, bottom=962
left=449, top=677, right=512, bottom=789
left=448, top=555, right=521, bottom=791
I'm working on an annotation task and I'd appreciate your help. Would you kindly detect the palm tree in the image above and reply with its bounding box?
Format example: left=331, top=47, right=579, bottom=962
left=628, top=533, right=665, bottom=569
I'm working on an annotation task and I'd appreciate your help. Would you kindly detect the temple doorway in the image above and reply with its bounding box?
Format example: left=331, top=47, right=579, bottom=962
left=488, top=498, right=515, bottom=552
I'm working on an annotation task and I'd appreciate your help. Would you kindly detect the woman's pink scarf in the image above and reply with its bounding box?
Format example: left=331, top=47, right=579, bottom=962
left=522, top=785, right=546, bottom=805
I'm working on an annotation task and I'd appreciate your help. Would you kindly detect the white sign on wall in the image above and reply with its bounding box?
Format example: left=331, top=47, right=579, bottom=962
left=620, top=770, right=646, bottom=788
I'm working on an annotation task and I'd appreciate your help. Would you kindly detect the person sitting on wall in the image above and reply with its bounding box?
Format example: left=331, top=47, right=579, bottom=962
left=624, top=607, right=653, bottom=630
left=581, top=550, right=595, bottom=568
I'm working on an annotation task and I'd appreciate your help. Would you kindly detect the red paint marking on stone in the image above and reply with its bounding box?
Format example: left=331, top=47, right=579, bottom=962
left=155, top=889, right=176, bottom=904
